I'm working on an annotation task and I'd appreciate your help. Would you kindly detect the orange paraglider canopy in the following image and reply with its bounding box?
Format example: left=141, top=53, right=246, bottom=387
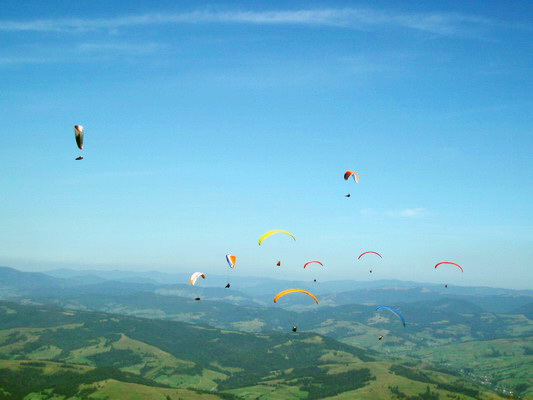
left=273, top=289, right=319, bottom=304
left=344, top=170, right=359, bottom=183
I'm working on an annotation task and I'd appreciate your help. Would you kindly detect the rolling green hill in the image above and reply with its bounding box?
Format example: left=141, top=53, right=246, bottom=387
left=32, top=290, right=532, bottom=350
left=409, top=337, right=533, bottom=398
left=0, top=301, right=508, bottom=399
left=0, top=359, right=232, bottom=399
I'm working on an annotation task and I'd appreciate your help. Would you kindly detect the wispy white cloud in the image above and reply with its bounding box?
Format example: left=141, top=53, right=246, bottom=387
left=76, top=42, right=166, bottom=55
left=0, top=41, right=167, bottom=66
left=389, top=208, right=428, bottom=218
left=0, top=8, right=505, bottom=36
left=0, top=56, right=61, bottom=65
left=361, top=207, right=429, bottom=218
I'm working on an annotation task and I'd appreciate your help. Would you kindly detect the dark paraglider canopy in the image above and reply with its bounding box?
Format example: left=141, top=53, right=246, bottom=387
left=194, top=297, right=201, bottom=301
left=74, top=125, right=84, bottom=150
left=74, top=125, right=85, bottom=160
left=225, top=283, right=230, bottom=288
left=345, top=194, right=351, bottom=197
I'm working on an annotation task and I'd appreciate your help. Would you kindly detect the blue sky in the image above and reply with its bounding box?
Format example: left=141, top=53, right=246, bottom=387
left=0, top=0, right=531, bottom=289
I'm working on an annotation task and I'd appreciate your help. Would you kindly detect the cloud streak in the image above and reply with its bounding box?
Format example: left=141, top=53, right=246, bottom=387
left=361, top=208, right=429, bottom=218
left=0, top=56, right=61, bottom=65
left=76, top=42, right=166, bottom=55
left=0, top=8, right=502, bottom=36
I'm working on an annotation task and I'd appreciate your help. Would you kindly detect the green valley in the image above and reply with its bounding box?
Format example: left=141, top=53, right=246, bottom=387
left=0, top=301, right=510, bottom=399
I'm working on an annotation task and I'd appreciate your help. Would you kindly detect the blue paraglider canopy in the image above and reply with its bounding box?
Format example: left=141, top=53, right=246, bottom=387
left=375, top=306, right=406, bottom=327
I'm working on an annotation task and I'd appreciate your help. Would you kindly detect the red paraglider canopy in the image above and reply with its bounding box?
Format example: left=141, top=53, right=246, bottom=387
left=358, top=251, right=382, bottom=260
left=434, top=262, right=463, bottom=272
left=303, top=261, right=324, bottom=269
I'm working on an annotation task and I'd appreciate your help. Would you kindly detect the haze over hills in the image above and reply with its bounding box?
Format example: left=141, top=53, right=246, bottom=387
left=41, top=267, right=533, bottom=296
left=2, top=266, right=531, bottom=313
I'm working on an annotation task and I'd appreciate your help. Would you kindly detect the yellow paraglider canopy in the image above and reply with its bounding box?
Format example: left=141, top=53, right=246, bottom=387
left=258, top=230, right=296, bottom=246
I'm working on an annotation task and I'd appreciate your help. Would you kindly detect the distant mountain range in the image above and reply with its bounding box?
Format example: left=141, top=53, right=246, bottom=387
left=41, top=266, right=533, bottom=295
left=1, top=265, right=531, bottom=351
left=2, top=266, right=531, bottom=313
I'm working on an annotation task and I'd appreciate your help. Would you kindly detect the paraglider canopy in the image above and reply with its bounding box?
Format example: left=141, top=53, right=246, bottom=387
left=292, top=326, right=298, bottom=332
left=258, top=230, right=296, bottom=245
left=276, top=261, right=281, bottom=266
left=74, top=125, right=84, bottom=150
left=226, top=255, right=237, bottom=269
left=375, top=306, right=406, bottom=327
left=344, top=170, right=359, bottom=183
left=273, top=289, right=319, bottom=304
left=358, top=251, right=382, bottom=260
left=303, top=261, right=323, bottom=269
left=435, top=261, right=463, bottom=272
left=190, top=272, right=206, bottom=285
